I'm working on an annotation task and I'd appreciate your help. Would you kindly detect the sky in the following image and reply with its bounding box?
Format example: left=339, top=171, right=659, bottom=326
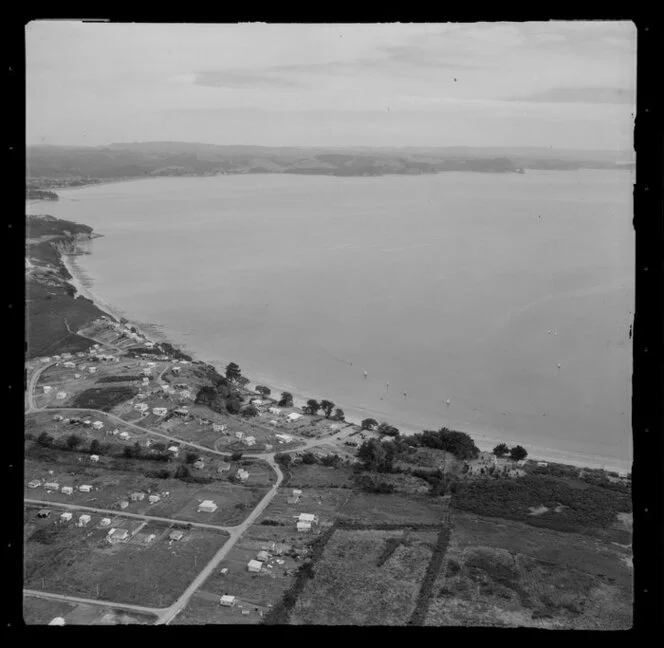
left=26, top=21, right=636, bottom=150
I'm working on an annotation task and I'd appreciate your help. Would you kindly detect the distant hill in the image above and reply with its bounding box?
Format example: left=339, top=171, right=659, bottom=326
left=26, top=143, right=634, bottom=184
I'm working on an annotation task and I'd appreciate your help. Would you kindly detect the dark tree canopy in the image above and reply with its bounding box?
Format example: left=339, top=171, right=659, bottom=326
left=185, top=452, right=199, bottom=464
left=510, top=445, right=528, bottom=461
left=377, top=422, right=400, bottom=437
left=332, top=408, right=345, bottom=421
left=66, top=434, right=83, bottom=450
left=225, top=362, right=242, bottom=383
left=37, top=432, right=53, bottom=447
left=231, top=452, right=243, bottom=461
left=274, top=452, right=292, bottom=467
left=278, top=391, right=294, bottom=407
left=361, top=418, right=378, bottom=431
left=256, top=385, right=272, bottom=399
left=226, top=397, right=242, bottom=414
left=242, top=404, right=259, bottom=418
left=89, top=439, right=101, bottom=454
left=301, top=452, right=318, bottom=465
left=409, top=427, right=479, bottom=460
left=319, top=400, right=335, bottom=417
left=305, top=399, right=321, bottom=415
left=493, top=443, right=510, bottom=457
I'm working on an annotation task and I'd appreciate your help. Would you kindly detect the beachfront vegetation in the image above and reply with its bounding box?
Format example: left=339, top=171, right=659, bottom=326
left=407, top=428, right=479, bottom=460
left=224, top=362, right=242, bottom=383
left=304, top=399, right=321, bottom=415
left=377, top=422, right=400, bottom=437
left=492, top=443, right=509, bottom=457
left=320, top=400, right=336, bottom=417
left=241, top=404, right=259, bottom=418
left=225, top=397, right=242, bottom=414
left=509, top=445, right=528, bottom=461
left=278, top=391, right=294, bottom=407
left=332, top=408, right=345, bottom=421
left=255, top=385, right=271, bottom=399
left=361, top=418, right=378, bottom=431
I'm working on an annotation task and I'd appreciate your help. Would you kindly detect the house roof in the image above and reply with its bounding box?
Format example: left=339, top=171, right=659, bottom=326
left=248, top=559, right=263, bottom=569
left=298, top=513, right=316, bottom=522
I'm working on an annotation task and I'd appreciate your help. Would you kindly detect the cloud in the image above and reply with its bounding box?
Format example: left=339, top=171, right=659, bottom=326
left=509, top=87, right=635, bottom=104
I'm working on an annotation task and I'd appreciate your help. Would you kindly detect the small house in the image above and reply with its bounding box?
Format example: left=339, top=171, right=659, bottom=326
left=90, top=454, right=100, bottom=463
left=61, top=352, right=72, bottom=359
left=193, top=460, right=205, bottom=470
left=269, top=420, right=279, bottom=427
left=118, top=431, right=130, bottom=440
left=130, top=491, right=146, bottom=501
left=296, top=513, right=318, bottom=524
left=135, top=403, right=149, bottom=412
left=264, top=444, right=273, bottom=451
left=56, top=391, right=67, bottom=400
left=74, top=373, right=81, bottom=378
left=217, top=462, right=231, bottom=473
left=78, top=514, right=91, bottom=527
left=37, top=509, right=51, bottom=518
left=61, top=486, right=74, bottom=495
left=88, top=367, right=97, bottom=374
left=219, top=595, right=236, bottom=607
left=247, top=559, right=263, bottom=573
left=63, top=361, right=76, bottom=369
left=236, top=469, right=249, bottom=481
left=118, top=500, right=129, bottom=510
left=244, top=436, right=256, bottom=446
left=108, top=528, right=130, bottom=543
left=173, top=407, right=190, bottom=416
left=79, top=484, right=92, bottom=493
left=168, top=445, right=179, bottom=454
left=172, top=366, right=181, bottom=375
left=44, top=482, right=59, bottom=491
left=142, top=368, right=152, bottom=377
left=92, top=421, right=104, bottom=430
left=148, top=494, right=160, bottom=504
left=234, top=431, right=245, bottom=440
left=276, top=433, right=294, bottom=443
left=53, top=415, right=63, bottom=421
left=43, top=385, right=53, bottom=394
left=53, top=354, right=62, bottom=360
left=268, top=407, right=282, bottom=415
left=27, top=480, right=41, bottom=489
left=251, top=399, right=266, bottom=406
left=297, top=521, right=312, bottom=532
left=169, top=530, right=184, bottom=542
left=537, top=461, right=549, bottom=468
left=152, top=407, right=168, bottom=416
left=257, top=550, right=270, bottom=562
left=198, top=500, right=218, bottom=513
left=142, top=377, right=150, bottom=385
left=287, top=413, right=302, bottom=422
left=212, top=424, right=224, bottom=433
left=60, top=512, right=73, bottom=522
left=100, top=518, right=112, bottom=527
left=41, top=357, right=51, bottom=363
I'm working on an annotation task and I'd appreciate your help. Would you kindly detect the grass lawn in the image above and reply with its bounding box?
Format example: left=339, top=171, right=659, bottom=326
left=290, top=528, right=438, bottom=625
left=286, top=464, right=356, bottom=489
left=24, top=509, right=229, bottom=607
left=337, top=492, right=449, bottom=526
left=424, top=511, right=632, bottom=629
left=22, top=596, right=78, bottom=625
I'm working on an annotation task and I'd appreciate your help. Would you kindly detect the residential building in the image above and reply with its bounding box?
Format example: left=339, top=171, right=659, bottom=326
left=56, top=391, right=67, bottom=400
left=169, top=530, right=184, bottom=541
left=257, top=550, right=270, bottom=562
left=37, top=509, right=51, bottom=518
left=44, top=482, right=59, bottom=491
left=135, top=403, right=149, bottom=412
left=297, top=521, right=312, bottom=532
left=43, top=385, right=53, bottom=394
left=247, top=559, right=263, bottom=573
left=108, top=528, right=129, bottom=543
left=296, top=513, right=318, bottom=524
left=236, top=469, right=249, bottom=481
left=118, top=431, right=130, bottom=440
left=61, top=486, right=74, bottom=495
left=78, top=514, right=91, bottom=527
left=79, top=484, right=92, bottom=493
left=268, top=407, right=282, bottom=415
left=152, top=407, right=168, bottom=416
left=27, top=480, right=41, bottom=489
left=219, top=595, right=236, bottom=607
left=88, top=367, right=97, bottom=374
left=118, top=500, right=129, bottom=510
left=90, top=455, right=100, bottom=463
left=194, top=460, right=205, bottom=470
left=130, top=492, right=145, bottom=501
left=198, top=500, right=218, bottom=513
left=148, top=494, right=160, bottom=504
left=92, top=421, right=104, bottom=430
left=100, top=518, right=112, bottom=527
left=60, top=512, right=73, bottom=522
left=287, top=413, right=302, bottom=422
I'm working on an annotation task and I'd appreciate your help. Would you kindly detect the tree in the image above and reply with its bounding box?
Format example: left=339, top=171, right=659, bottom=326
left=236, top=376, right=250, bottom=389
left=320, top=454, right=340, bottom=467
left=37, top=432, right=53, bottom=447
left=332, top=408, right=345, bottom=421
left=132, top=441, right=142, bottom=458
left=153, top=442, right=166, bottom=452
left=278, top=391, right=294, bottom=407
left=226, top=397, right=242, bottom=414
left=66, top=434, right=82, bottom=450
left=185, top=452, right=199, bottom=464
left=377, top=422, right=400, bottom=437
left=414, top=428, right=479, bottom=460
left=361, top=418, right=378, bottom=431
left=274, top=453, right=292, bottom=467
left=493, top=443, right=509, bottom=458
left=174, top=464, right=191, bottom=480
left=301, top=452, right=317, bottom=465
left=255, top=385, right=272, bottom=399
left=89, top=439, right=101, bottom=454
left=231, top=452, right=243, bottom=462
left=509, top=445, right=528, bottom=461
left=123, top=446, right=135, bottom=459
left=319, top=400, right=335, bottom=418
left=357, top=439, right=393, bottom=473
left=242, top=404, right=259, bottom=418
left=304, top=399, right=320, bottom=415
left=225, top=362, right=242, bottom=383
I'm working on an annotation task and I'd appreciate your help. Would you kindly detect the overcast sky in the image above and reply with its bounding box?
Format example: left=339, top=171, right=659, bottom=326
left=26, top=21, right=636, bottom=150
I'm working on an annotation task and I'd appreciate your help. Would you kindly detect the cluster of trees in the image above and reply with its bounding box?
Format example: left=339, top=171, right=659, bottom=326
left=492, top=443, right=528, bottom=461
left=357, top=437, right=412, bottom=473
left=278, top=392, right=294, bottom=407
left=37, top=432, right=109, bottom=456
left=408, top=428, right=480, bottom=460
left=360, top=419, right=400, bottom=436
left=302, top=399, right=344, bottom=420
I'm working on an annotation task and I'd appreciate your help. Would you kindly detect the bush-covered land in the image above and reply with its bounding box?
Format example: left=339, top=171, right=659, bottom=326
left=71, top=387, right=138, bottom=411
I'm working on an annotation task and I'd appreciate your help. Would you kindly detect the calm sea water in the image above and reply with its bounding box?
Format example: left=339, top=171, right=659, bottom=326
left=28, top=171, right=634, bottom=469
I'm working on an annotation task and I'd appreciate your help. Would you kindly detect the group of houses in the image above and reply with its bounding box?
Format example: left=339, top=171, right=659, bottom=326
left=37, top=509, right=94, bottom=527
left=31, top=480, right=94, bottom=494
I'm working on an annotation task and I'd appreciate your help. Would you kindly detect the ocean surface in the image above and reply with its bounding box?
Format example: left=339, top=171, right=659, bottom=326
left=28, top=170, right=634, bottom=470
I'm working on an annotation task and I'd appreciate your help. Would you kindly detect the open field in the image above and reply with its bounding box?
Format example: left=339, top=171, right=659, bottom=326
left=286, top=464, right=356, bottom=489
left=24, top=504, right=229, bottom=607
left=289, top=528, right=438, bottom=625
left=23, top=595, right=158, bottom=625
left=22, top=596, right=78, bottom=625
left=337, top=492, right=450, bottom=526
left=424, top=511, right=633, bottom=629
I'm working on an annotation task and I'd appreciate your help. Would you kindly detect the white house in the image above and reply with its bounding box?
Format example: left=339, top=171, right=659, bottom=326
left=276, top=433, right=294, bottom=443
left=178, top=390, right=193, bottom=400
left=269, top=420, right=279, bottom=427
left=61, top=486, right=74, bottom=495
left=257, top=550, right=270, bottom=562
left=118, top=431, right=130, bottom=441
left=74, top=373, right=82, bottom=379
left=92, top=421, right=104, bottom=430
left=88, top=366, right=97, bottom=374
left=292, top=489, right=303, bottom=498
left=53, top=354, right=62, bottom=360
left=27, top=480, right=41, bottom=489
left=61, top=352, right=72, bottom=359
left=100, top=518, right=112, bottom=527
left=265, top=444, right=273, bottom=451
left=251, top=399, right=266, bottom=406
left=219, top=595, right=236, bottom=607
left=60, top=512, right=73, bottom=522
left=212, top=423, right=226, bottom=433
left=152, top=407, right=168, bottom=416
left=169, top=530, right=184, bottom=542
left=296, top=513, right=318, bottom=524
left=130, top=491, right=145, bottom=501
left=78, top=514, right=91, bottom=527
left=194, top=460, right=205, bottom=470
left=148, top=494, right=160, bottom=504
left=63, top=361, right=76, bottom=369
left=108, top=528, right=130, bottom=543
left=43, top=385, right=53, bottom=394
left=236, top=469, right=249, bottom=481
left=234, top=431, right=245, bottom=440
left=142, top=377, right=150, bottom=384
left=247, top=559, right=263, bottom=573
left=537, top=461, right=549, bottom=468
left=56, top=391, right=67, bottom=400
left=44, top=482, right=60, bottom=491
left=135, top=403, right=149, bottom=412
left=118, top=501, right=129, bottom=510
left=268, top=407, right=282, bottom=415
left=244, top=436, right=256, bottom=446
left=198, top=500, right=218, bottom=513
left=172, top=366, right=181, bottom=375
left=168, top=445, right=179, bottom=454
left=287, top=413, right=302, bottom=422
left=40, top=357, right=51, bottom=364
left=90, top=455, right=100, bottom=463
left=142, top=368, right=152, bottom=377
left=297, top=521, right=312, bottom=532
left=79, top=484, right=92, bottom=493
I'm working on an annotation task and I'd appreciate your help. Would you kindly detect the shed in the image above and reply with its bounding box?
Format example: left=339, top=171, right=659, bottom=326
left=257, top=550, right=270, bottom=562
left=198, top=500, right=218, bottom=513
left=537, top=461, right=549, bottom=468
left=130, top=491, right=145, bottom=501
left=297, top=521, right=312, bottom=532
left=247, top=560, right=263, bottom=573
left=78, top=514, right=91, bottom=527
left=100, top=518, right=112, bottom=527
left=37, top=509, right=51, bottom=518
left=27, top=480, right=41, bottom=489
left=219, top=595, right=236, bottom=607
left=61, top=486, right=74, bottom=495
left=148, top=494, right=161, bottom=504
left=79, top=484, right=92, bottom=492
left=92, top=421, right=104, bottom=430
left=90, top=455, right=100, bottom=463
left=44, top=482, right=59, bottom=491
left=169, top=530, right=184, bottom=541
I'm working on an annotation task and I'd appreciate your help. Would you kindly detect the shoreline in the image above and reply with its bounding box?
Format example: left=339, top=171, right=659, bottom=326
left=61, top=238, right=631, bottom=475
